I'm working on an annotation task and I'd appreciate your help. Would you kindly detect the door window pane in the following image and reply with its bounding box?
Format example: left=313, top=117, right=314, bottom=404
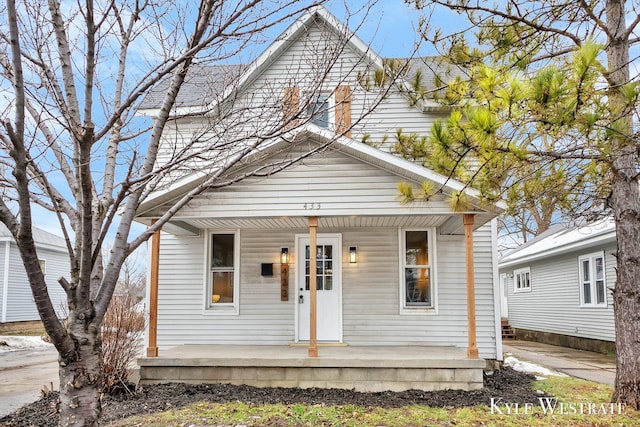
left=304, top=244, right=333, bottom=292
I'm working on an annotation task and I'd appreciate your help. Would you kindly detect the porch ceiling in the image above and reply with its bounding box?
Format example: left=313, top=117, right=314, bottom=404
left=165, top=215, right=451, bottom=235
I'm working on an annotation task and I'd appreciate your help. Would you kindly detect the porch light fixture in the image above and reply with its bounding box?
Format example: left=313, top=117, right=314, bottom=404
left=281, top=247, right=289, bottom=265
left=349, top=246, right=357, bottom=263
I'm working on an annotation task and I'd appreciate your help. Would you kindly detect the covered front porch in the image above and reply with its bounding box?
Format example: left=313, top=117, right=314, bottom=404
left=138, top=344, right=485, bottom=391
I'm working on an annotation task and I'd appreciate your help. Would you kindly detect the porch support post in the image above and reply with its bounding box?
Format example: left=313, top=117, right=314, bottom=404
left=308, top=216, right=318, bottom=357
left=464, top=214, right=479, bottom=359
left=146, top=220, right=160, bottom=357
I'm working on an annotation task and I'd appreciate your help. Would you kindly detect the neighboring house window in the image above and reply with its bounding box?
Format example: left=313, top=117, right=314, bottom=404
left=401, top=229, right=435, bottom=310
left=307, top=94, right=331, bottom=128
left=579, top=252, right=606, bottom=306
left=39, top=259, right=46, bottom=278
left=207, top=232, right=239, bottom=313
left=513, top=267, right=531, bottom=292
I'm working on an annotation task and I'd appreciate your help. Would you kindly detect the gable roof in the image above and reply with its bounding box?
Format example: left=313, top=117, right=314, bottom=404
left=137, top=6, right=463, bottom=114
left=499, top=217, right=616, bottom=267
left=0, top=223, right=67, bottom=251
left=136, top=123, right=506, bottom=220
left=138, top=6, right=382, bottom=116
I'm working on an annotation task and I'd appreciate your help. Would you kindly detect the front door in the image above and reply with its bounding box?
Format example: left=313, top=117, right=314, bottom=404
left=296, top=234, right=342, bottom=342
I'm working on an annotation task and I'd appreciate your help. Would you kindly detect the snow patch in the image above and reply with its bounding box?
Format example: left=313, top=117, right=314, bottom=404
left=0, top=336, right=53, bottom=352
left=504, top=356, right=568, bottom=379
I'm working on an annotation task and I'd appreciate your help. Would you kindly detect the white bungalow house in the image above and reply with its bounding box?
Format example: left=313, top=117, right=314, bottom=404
left=0, top=224, right=69, bottom=331
left=135, top=6, right=505, bottom=392
left=498, top=218, right=616, bottom=353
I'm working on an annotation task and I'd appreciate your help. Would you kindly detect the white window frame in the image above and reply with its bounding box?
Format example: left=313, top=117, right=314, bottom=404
left=578, top=251, right=607, bottom=308
left=513, top=267, right=531, bottom=293
left=203, top=230, right=240, bottom=315
left=399, top=228, right=438, bottom=315
left=304, top=90, right=335, bottom=129
left=38, top=258, right=46, bottom=278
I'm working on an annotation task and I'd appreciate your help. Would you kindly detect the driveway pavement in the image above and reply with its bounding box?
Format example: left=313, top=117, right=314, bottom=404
left=0, top=346, right=59, bottom=417
left=503, top=340, right=616, bottom=385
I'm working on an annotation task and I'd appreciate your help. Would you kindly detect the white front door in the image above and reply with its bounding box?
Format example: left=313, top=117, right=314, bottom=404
left=296, top=234, right=342, bottom=342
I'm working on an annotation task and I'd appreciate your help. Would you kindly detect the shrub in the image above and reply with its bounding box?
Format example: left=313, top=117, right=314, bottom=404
left=101, top=293, right=146, bottom=393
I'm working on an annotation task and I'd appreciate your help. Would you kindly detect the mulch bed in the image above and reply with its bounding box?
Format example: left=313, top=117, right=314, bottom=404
left=0, top=367, right=547, bottom=426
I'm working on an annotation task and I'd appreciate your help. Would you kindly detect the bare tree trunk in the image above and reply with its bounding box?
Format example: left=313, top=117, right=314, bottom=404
left=58, top=323, right=102, bottom=426
left=606, top=0, right=640, bottom=409
left=611, top=169, right=640, bottom=409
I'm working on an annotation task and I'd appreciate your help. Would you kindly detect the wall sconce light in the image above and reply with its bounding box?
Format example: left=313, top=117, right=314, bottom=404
left=349, top=246, right=357, bottom=264
left=281, top=247, right=289, bottom=265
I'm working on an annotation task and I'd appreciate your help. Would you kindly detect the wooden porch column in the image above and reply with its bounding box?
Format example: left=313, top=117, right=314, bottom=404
left=308, top=216, right=318, bottom=357
left=464, top=214, right=479, bottom=359
left=146, top=221, right=160, bottom=357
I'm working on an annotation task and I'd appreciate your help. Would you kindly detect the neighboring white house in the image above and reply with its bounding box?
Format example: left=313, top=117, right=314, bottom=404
left=135, top=6, right=505, bottom=372
left=498, top=217, right=616, bottom=353
left=0, top=223, right=69, bottom=325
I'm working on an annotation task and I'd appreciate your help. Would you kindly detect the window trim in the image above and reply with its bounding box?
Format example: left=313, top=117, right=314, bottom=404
left=398, top=227, right=438, bottom=315
left=578, top=251, right=607, bottom=308
left=203, top=230, right=240, bottom=315
left=513, top=267, right=531, bottom=293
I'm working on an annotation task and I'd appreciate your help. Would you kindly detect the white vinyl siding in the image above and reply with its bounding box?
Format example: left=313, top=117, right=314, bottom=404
left=148, top=146, right=451, bottom=219
left=155, top=224, right=498, bottom=359
left=501, top=243, right=615, bottom=342
left=2, top=243, right=68, bottom=323
left=154, top=21, right=441, bottom=170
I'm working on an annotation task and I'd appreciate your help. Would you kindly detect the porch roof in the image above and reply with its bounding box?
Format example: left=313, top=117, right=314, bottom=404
left=158, top=213, right=491, bottom=236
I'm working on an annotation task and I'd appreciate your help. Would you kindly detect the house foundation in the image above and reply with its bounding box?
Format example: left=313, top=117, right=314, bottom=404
left=138, top=345, right=485, bottom=392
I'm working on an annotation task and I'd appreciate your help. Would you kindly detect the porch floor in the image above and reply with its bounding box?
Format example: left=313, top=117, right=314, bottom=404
left=138, top=345, right=485, bottom=392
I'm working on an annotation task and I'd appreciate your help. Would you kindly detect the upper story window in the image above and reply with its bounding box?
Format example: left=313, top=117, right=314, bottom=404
left=401, top=229, right=435, bottom=311
left=206, top=231, right=239, bottom=314
left=513, top=267, right=531, bottom=292
left=307, top=94, right=331, bottom=128
left=579, top=252, right=606, bottom=307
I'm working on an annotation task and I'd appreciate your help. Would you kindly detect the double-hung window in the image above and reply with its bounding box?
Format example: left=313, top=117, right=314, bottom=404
left=513, top=267, right=531, bottom=292
left=207, top=232, right=239, bottom=314
left=401, top=229, right=435, bottom=311
left=579, top=252, right=606, bottom=307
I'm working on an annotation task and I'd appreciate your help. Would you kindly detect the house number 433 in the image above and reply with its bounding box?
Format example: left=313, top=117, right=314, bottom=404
left=303, top=203, right=321, bottom=210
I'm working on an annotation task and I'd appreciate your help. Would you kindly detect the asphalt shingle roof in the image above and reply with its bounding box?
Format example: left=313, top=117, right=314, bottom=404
left=137, top=57, right=464, bottom=111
